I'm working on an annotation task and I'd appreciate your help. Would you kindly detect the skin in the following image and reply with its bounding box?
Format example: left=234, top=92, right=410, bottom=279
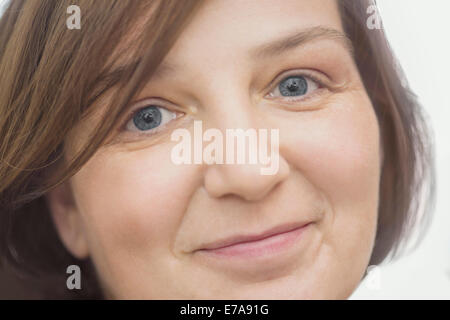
left=46, top=0, right=382, bottom=299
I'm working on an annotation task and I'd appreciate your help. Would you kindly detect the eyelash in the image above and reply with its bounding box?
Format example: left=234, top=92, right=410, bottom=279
left=120, top=70, right=329, bottom=138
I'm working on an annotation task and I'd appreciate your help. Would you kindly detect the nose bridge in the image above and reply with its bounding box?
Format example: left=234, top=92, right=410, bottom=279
left=204, top=74, right=256, bottom=131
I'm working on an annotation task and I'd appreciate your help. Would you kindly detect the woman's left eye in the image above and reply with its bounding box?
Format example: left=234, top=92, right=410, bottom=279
left=125, top=105, right=177, bottom=134
left=267, top=75, right=320, bottom=101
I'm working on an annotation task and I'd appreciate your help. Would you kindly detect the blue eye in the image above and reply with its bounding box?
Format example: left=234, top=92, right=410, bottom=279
left=126, top=105, right=177, bottom=133
left=279, top=76, right=308, bottom=96
left=268, top=74, right=320, bottom=101
left=133, top=106, right=161, bottom=131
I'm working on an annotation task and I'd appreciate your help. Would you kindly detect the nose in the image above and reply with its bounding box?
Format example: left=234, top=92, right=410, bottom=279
left=201, top=110, right=291, bottom=201
left=198, top=77, right=290, bottom=201
left=204, top=157, right=290, bottom=201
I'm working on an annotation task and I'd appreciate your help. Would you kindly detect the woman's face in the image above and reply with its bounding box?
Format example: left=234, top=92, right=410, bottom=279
left=48, top=0, right=381, bottom=299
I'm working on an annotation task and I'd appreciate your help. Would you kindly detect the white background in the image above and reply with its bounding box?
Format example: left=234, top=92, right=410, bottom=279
left=0, top=0, right=449, bottom=299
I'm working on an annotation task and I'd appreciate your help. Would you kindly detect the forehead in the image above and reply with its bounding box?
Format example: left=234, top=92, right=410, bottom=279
left=161, top=0, right=343, bottom=65
left=104, top=0, right=347, bottom=87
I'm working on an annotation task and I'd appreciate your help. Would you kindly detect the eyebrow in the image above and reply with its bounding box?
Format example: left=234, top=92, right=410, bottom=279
left=250, top=26, right=354, bottom=59
left=96, top=26, right=354, bottom=93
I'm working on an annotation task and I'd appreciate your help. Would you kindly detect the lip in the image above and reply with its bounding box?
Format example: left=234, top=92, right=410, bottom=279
left=195, top=221, right=312, bottom=258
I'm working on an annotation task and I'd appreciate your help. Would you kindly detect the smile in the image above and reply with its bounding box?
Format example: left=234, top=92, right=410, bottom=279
left=195, top=222, right=313, bottom=259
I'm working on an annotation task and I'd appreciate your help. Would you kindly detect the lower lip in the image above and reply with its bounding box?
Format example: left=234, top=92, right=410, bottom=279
left=197, top=223, right=312, bottom=259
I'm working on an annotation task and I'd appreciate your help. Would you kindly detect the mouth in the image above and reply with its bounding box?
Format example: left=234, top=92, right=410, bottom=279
left=195, top=221, right=313, bottom=259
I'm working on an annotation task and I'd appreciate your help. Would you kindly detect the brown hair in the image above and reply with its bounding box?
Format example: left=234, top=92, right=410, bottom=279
left=0, top=0, right=435, bottom=299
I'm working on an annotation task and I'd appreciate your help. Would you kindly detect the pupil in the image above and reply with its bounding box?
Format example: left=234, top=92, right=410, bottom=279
left=288, top=83, right=298, bottom=91
left=143, top=114, right=154, bottom=123
left=133, top=106, right=162, bottom=131
left=279, top=76, right=307, bottom=96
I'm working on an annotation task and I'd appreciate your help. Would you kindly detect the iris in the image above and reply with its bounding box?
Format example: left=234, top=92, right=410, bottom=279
left=279, top=76, right=308, bottom=97
left=133, top=106, right=162, bottom=131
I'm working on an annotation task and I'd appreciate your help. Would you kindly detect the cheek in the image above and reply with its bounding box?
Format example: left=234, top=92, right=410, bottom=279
left=280, top=93, right=381, bottom=262
left=70, top=143, right=198, bottom=271
left=283, top=99, right=381, bottom=200
left=304, top=107, right=380, bottom=208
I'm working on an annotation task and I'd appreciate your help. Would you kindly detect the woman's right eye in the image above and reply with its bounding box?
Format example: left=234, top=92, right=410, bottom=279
left=125, top=105, right=178, bottom=134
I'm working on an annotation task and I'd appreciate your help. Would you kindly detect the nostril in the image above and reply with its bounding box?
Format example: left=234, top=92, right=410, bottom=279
left=203, top=162, right=287, bottom=201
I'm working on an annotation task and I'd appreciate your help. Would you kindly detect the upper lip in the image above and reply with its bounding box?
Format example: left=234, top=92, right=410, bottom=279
left=197, top=221, right=313, bottom=251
